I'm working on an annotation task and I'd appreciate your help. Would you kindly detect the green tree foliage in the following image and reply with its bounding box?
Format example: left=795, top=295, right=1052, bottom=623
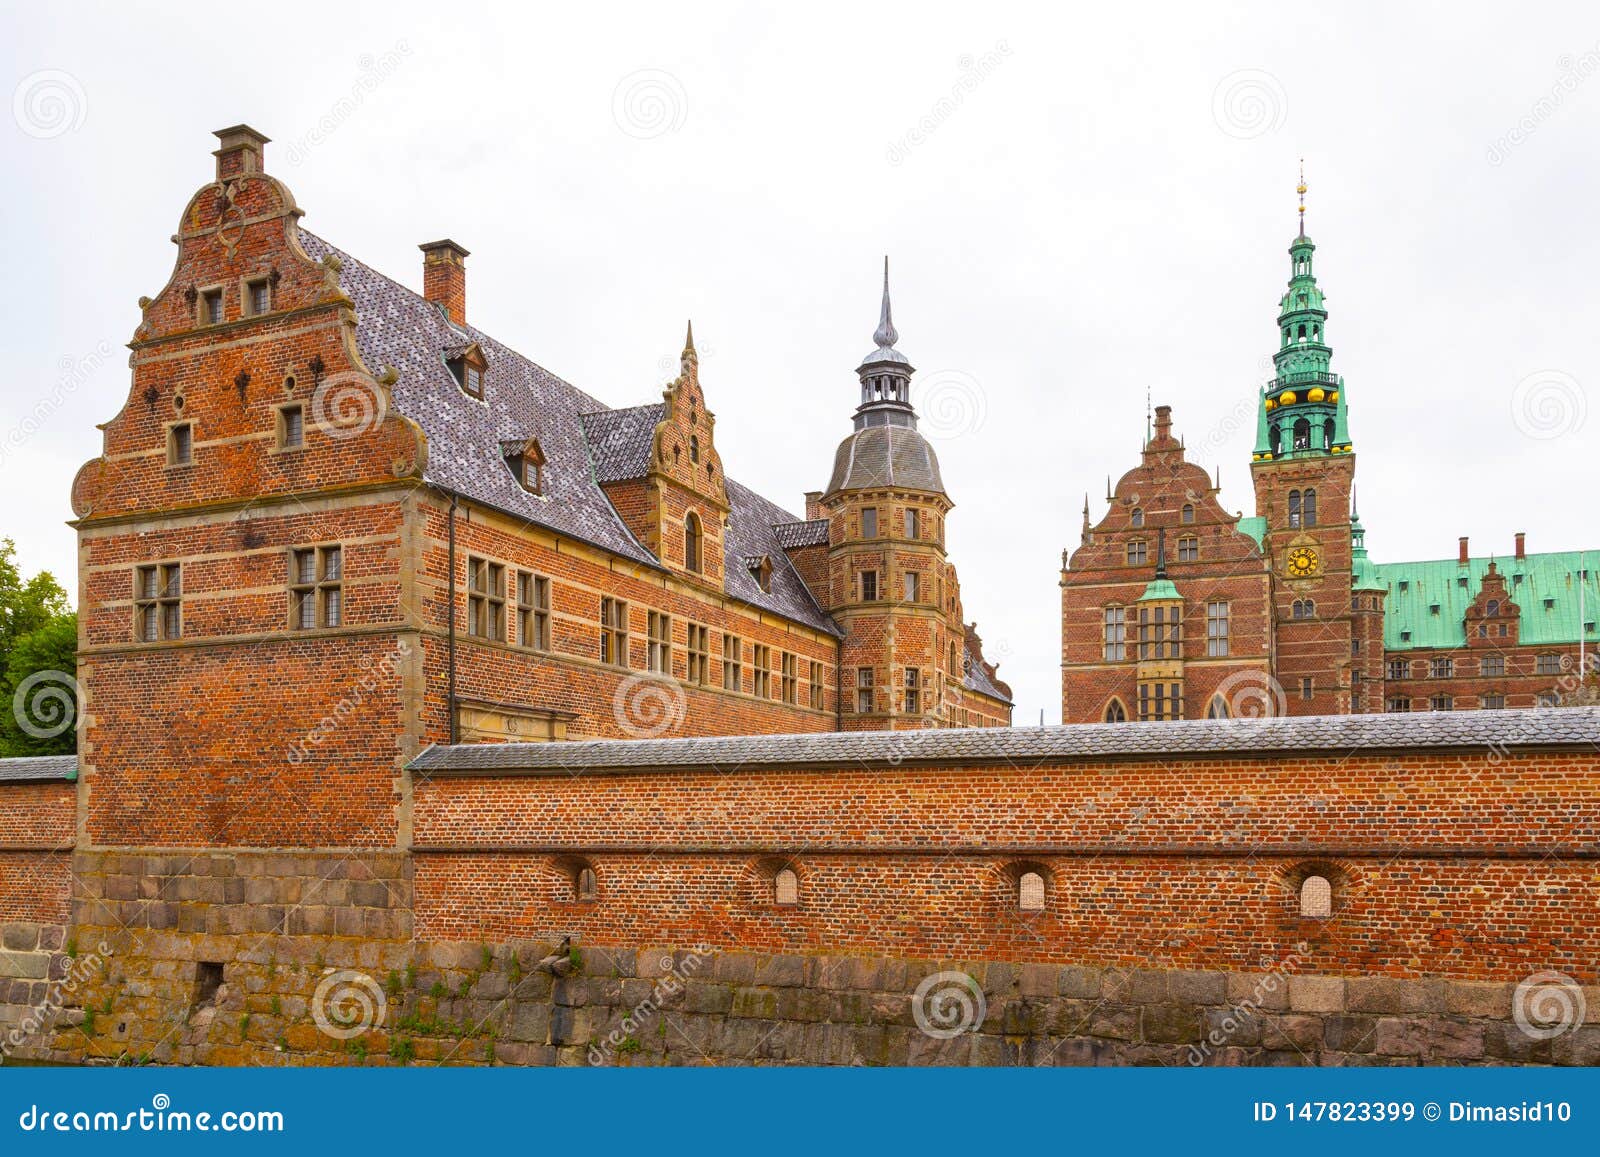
left=0, top=539, right=76, bottom=757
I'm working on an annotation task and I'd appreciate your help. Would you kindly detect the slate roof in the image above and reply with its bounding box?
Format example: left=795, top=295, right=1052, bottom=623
left=772, top=519, right=831, bottom=550
left=1377, top=550, right=1599, bottom=651
left=0, top=755, right=77, bottom=782
left=410, top=705, right=1600, bottom=774
left=300, top=232, right=838, bottom=636
left=826, top=425, right=945, bottom=495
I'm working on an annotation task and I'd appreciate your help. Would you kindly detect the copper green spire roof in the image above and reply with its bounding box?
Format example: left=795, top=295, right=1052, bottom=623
left=1252, top=168, right=1353, bottom=463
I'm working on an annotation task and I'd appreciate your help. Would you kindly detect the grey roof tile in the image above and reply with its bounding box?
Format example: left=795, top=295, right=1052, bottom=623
left=772, top=519, right=830, bottom=549
left=410, top=706, right=1600, bottom=775
left=0, top=755, right=77, bottom=782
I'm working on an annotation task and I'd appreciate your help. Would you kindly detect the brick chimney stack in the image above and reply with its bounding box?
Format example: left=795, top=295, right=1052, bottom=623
left=1515, top=531, right=1527, bottom=561
left=420, top=239, right=470, bottom=327
left=805, top=491, right=824, bottom=521
left=213, top=124, right=269, bottom=180
left=1459, top=536, right=1470, bottom=565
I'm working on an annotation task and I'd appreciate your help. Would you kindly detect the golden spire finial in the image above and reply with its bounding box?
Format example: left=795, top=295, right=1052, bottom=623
left=1297, top=158, right=1307, bottom=235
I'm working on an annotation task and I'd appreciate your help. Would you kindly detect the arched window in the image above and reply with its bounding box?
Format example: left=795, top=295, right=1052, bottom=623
left=1269, top=424, right=1281, bottom=455
left=774, top=868, right=798, bottom=906
left=575, top=866, right=597, bottom=901
left=1292, top=599, right=1316, bottom=620
left=1302, top=489, right=1317, bottom=527
left=1292, top=419, right=1311, bottom=451
left=1104, top=698, right=1127, bottom=723
left=689, top=434, right=700, bottom=463
left=1288, top=490, right=1302, bottom=528
left=1018, top=871, right=1045, bottom=911
left=1181, top=504, right=1195, bottom=524
left=1322, top=418, right=1335, bottom=449
left=684, top=512, right=703, bottom=573
left=1206, top=695, right=1229, bottom=719
left=1130, top=508, right=1144, bottom=528
left=1486, top=599, right=1499, bottom=616
left=1299, top=874, right=1332, bottom=918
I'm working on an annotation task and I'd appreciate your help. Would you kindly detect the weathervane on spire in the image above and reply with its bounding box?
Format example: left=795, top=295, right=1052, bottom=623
left=1297, top=159, right=1307, bottom=236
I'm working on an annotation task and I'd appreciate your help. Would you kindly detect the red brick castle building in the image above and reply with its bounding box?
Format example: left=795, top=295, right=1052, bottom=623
left=1059, top=184, right=1597, bottom=723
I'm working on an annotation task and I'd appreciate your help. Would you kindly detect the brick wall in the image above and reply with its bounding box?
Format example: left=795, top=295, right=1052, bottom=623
left=411, top=745, right=1600, bottom=981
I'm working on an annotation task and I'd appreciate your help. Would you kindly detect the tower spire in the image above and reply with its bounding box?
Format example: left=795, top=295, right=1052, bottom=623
left=1297, top=159, right=1307, bottom=238
left=874, top=255, right=898, bottom=349
left=1154, top=527, right=1168, bottom=579
left=684, top=318, right=695, bottom=355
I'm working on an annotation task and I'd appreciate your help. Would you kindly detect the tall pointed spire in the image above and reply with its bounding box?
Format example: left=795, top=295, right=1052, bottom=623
left=1297, top=159, right=1307, bottom=238
left=1154, top=527, right=1168, bottom=579
left=873, top=256, right=898, bottom=349
left=853, top=257, right=915, bottom=424
left=684, top=319, right=695, bottom=354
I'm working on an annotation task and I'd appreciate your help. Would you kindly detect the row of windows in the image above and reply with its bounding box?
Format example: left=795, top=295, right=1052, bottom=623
left=133, top=550, right=346, bottom=641
left=857, top=505, right=942, bottom=544
left=1104, top=675, right=1319, bottom=722
left=1123, top=536, right=1201, bottom=566
left=854, top=666, right=945, bottom=714
left=1386, top=653, right=1567, bottom=680
left=1103, top=601, right=1231, bottom=660
left=856, top=567, right=940, bottom=604
left=561, top=860, right=1336, bottom=917
left=166, top=404, right=306, bottom=466
left=192, top=277, right=275, bottom=327
left=1387, top=693, right=1559, bottom=712
left=457, top=563, right=827, bottom=704
left=1128, top=504, right=1197, bottom=528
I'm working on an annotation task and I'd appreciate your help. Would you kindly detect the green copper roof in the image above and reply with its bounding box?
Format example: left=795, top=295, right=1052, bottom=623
left=1380, top=550, right=1599, bottom=650
left=1237, top=516, right=1267, bottom=549
left=1138, top=577, right=1181, bottom=602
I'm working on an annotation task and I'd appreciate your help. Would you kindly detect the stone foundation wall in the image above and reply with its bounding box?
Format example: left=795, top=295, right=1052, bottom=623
left=14, top=841, right=1596, bottom=1067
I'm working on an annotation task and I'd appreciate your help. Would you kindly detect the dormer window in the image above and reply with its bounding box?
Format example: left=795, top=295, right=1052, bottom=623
left=503, top=438, right=546, bottom=496
left=447, top=342, right=488, bottom=400
left=748, top=555, right=773, bottom=593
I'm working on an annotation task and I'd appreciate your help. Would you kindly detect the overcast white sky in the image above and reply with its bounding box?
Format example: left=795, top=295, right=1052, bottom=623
left=2, top=2, right=1596, bottom=722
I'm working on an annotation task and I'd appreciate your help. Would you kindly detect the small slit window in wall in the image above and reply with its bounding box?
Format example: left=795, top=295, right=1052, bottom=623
left=574, top=865, right=597, bottom=901
left=200, top=287, right=224, bottom=325
left=167, top=422, right=193, bottom=466
left=247, top=278, right=271, bottom=316
left=1299, top=874, right=1332, bottom=918
left=774, top=868, right=798, bottom=906
left=277, top=404, right=304, bottom=450
left=1018, top=871, right=1046, bottom=912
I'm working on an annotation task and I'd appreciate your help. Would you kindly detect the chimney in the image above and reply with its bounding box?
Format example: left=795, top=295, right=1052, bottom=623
left=1152, top=404, right=1174, bottom=443
left=1515, top=531, right=1527, bottom=561
left=805, top=491, right=824, bottom=521
left=420, top=239, right=470, bottom=326
left=213, top=124, right=269, bottom=181
left=1459, top=536, right=1470, bottom=565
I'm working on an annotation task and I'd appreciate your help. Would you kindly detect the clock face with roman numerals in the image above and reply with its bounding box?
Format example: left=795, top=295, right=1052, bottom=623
left=1286, top=545, right=1320, bottom=578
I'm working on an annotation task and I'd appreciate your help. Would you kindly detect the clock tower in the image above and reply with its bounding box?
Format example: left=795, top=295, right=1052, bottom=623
left=1249, top=169, right=1356, bottom=715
